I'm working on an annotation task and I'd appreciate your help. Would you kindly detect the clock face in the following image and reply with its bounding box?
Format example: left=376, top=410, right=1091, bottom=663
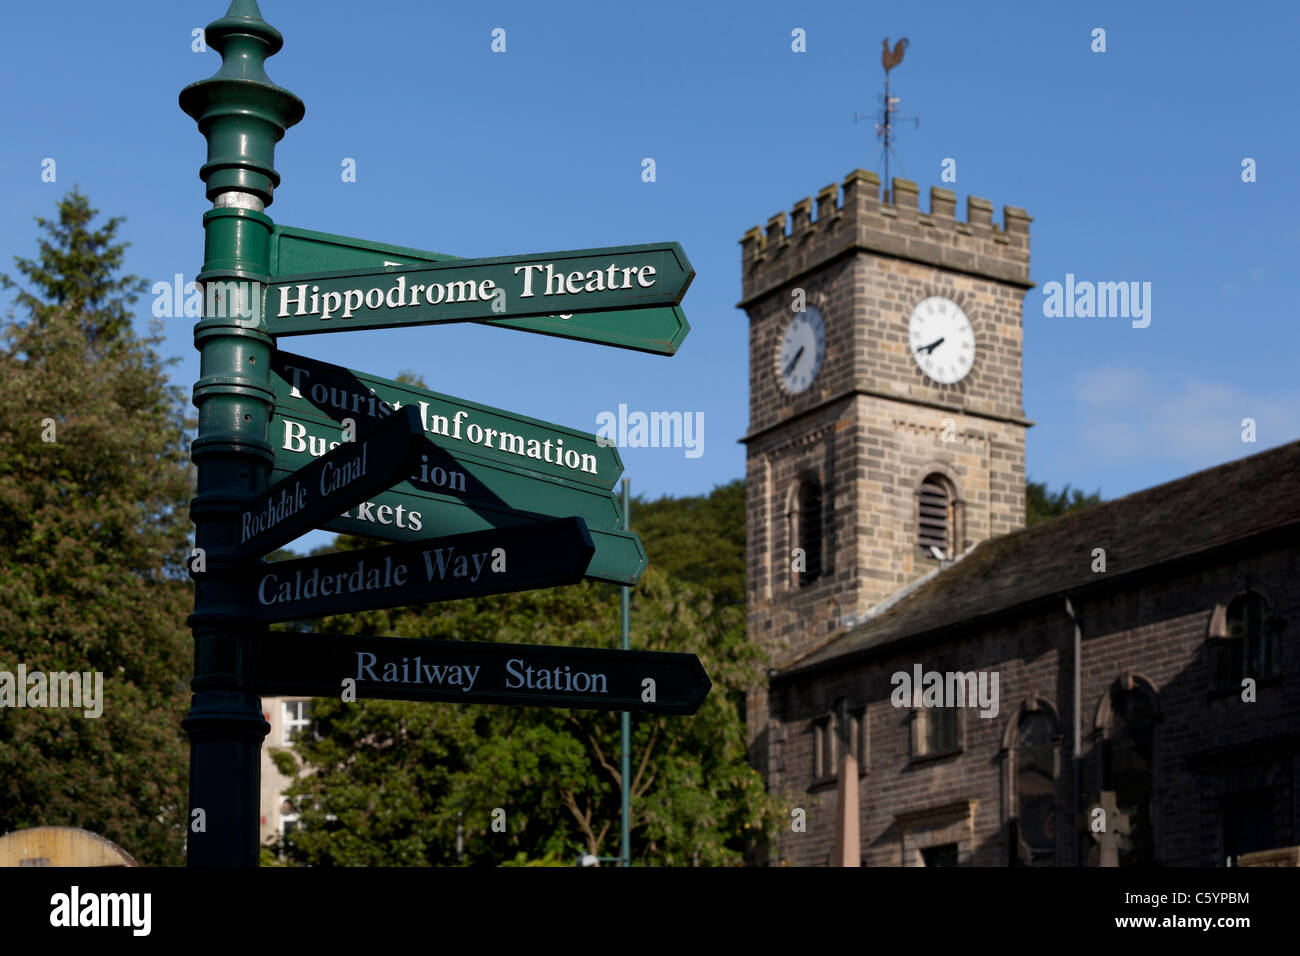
left=778, top=307, right=826, bottom=394
left=909, top=297, right=975, bottom=385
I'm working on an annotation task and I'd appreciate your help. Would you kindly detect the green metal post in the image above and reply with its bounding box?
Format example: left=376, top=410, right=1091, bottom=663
left=620, top=478, right=631, bottom=867
left=178, top=0, right=303, bottom=867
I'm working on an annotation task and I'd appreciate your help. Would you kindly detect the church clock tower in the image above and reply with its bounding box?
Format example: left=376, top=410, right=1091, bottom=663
left=738, top=170, right=1033, bottom=738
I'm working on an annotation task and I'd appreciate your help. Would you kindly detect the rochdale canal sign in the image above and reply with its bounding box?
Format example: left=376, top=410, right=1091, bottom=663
left=235, top=404, right=423, bottom=558
left=180, top=0, right=706, bottom=868
left=248, top=633, right=711, bottom=715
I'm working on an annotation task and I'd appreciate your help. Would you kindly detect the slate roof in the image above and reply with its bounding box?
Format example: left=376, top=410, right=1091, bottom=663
left=779, top=440, right=1300, bottom=679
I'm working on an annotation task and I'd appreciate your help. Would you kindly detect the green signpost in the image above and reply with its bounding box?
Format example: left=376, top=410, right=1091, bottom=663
left=181, top=0, right=702, bottom=868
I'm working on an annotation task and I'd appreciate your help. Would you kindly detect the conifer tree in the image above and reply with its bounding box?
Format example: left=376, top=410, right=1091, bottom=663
left=0, top=189, right=194, bottom=865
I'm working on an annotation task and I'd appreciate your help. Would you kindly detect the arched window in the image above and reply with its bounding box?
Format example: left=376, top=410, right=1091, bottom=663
left=1227, top=591, right=1271, bottom=679
left=1102, top=687, right=1157, bottom=866
left=796, top=479, right=823, bottom=587
left=1016, top=711, right=1057, bottom=866
left=917, top=473, right=957, bottom=559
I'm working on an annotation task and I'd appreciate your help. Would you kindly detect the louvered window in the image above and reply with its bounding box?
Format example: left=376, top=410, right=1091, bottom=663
left=797, top=480, right=823, bottom=586
left=918, top=474, right=955, bottom=557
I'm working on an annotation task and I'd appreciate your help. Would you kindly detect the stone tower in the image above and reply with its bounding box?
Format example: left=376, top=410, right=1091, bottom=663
left=739, top=170, right=1033, bottom=737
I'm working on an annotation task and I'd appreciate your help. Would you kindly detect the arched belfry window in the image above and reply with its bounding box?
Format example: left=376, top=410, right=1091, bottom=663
left=795, top=478, right=823, bottom=587
left=917, top=473, right=958, bottom=559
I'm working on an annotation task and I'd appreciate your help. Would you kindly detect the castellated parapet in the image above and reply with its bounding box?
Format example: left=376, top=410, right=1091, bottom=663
left=739, top=170, right=1032, bottom=306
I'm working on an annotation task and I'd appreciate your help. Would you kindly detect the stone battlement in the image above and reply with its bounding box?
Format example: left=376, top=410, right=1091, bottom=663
left=739, top=170, right=1031, bottom=304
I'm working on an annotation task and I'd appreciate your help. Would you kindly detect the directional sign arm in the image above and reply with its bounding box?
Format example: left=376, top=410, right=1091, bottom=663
left=236, top=404, right=424, bottom=559
left=245, top=517, right=595, bottom=623
left=264, top=242, right=693, bottom=336
left=268, top=225, right=690, bottom=354
left=247, top=632, right=711, bottom=715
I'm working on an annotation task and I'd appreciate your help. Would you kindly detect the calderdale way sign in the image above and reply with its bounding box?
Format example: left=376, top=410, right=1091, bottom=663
left=236, top=404, right=423, bottom=558
left=248, top=632, right=712, bottom=715
left=244, top=517, right=594, bottom=624
left=265, top=241, right=693, bottom=336
left=268, top=224, right=691, bottom=356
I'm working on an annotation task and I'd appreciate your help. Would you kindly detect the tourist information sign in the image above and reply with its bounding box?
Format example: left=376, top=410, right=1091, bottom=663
left=270, top=349, right=622, bottom=490
left=264, top=242, right=693, bottom=337
left=268, top=224, right=691, bottom=355
left=236, top=404, right=423, bottom=558
left=244, top=517, right=593, bottom=624
left=247, top=632, right=711, bottom=715
left=267, top=351, right=648, bottom=585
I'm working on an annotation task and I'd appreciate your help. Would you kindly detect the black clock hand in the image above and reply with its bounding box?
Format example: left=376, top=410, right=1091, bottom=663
left=783, top=346, right=805, bottom=377
left=916, top=337, right=945, bottom=356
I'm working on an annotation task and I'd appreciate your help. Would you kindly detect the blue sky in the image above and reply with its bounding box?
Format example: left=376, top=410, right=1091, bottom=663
left=3, top=0, right=1297, bottom=555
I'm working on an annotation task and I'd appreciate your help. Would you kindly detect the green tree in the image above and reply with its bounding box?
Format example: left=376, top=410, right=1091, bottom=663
left=632, top=479, right=745, bottom=605
left=274, top=560, right=781, bottom=866
left=0, top=189, right=194, bottom=865
left=1026, top=479, right=1103, bottom=525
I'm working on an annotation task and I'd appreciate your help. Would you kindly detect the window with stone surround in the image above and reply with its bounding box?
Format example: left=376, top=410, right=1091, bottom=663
left=917, top=472, right=959, bottom=560
left=795, top=478, right=823, bottom=587
left=1015, top=710, right=1059, bottom=866
left=911, top=702, right=962, bottom=761
left=921, top=843, right=958, bottom=867
left=896, top=800, right=976, bottom=866
left=1208, top=591, right=1277, bottom=691
left=811, top=702, right=867, bottom=783
left=1102, top=687, right=1157, bottom=866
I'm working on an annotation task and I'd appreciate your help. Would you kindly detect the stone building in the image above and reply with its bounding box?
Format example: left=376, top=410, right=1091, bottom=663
left=259, top=695, right=310, bottom=845
left=738, top=168, right=1299, bottom=865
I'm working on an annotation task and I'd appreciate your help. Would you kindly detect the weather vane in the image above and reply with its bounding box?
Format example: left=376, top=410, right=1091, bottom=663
left=854, top=37, right=919, bottom=204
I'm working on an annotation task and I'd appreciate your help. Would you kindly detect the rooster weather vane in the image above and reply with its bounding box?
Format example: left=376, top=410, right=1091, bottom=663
left=855, top=37, right=918, bottom=203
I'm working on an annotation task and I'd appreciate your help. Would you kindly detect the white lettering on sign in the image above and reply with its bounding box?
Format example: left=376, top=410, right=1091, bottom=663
left=319, top=441, right=369, bottom=496
left=241, top=481, right=308, bottom=544
left=421, top=546, right=506, bottom=585
left=256, top=555, right=409, bottom=606
left=339, top=498, right=423, bottom=532
left=355, top=652, right=480, bottom=693
left=513, top=262, right=656, bottom=299
left=276, top=274, right=498, bottom=320
left=504, top=658, right=608, bottom=694
left=278, top=366, right=600, bottom=479
left=274, top=259, right=659, bottom=319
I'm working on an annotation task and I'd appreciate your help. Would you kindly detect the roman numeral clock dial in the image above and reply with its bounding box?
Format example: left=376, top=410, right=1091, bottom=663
left=909, top=296, right=975, bottom=385
left=777, top=306, right=826, bottom=394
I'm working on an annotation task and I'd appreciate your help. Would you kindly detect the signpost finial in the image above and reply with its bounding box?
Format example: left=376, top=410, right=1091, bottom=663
left=179, top=1, right=304, bottom=207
